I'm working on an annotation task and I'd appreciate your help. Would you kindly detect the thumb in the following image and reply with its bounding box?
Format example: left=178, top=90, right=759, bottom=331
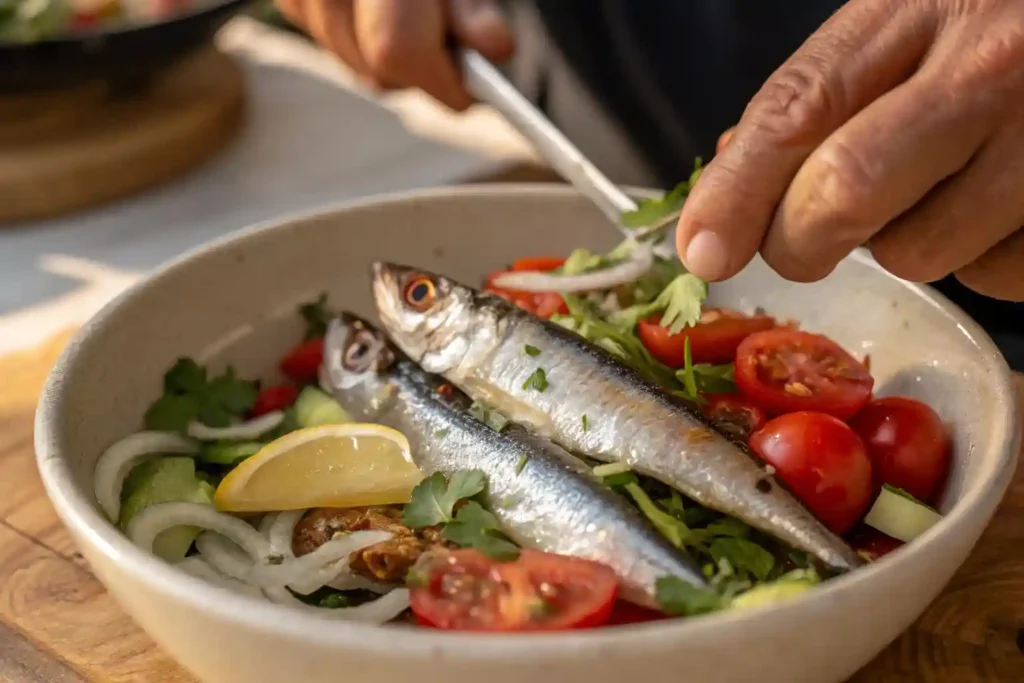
left=448, top=0, right=515, bottom=61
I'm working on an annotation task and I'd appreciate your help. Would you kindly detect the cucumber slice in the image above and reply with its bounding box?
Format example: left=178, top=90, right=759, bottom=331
left=119, top=457, right=215, bottom=562
left=731, top=579, right=815, bottom=610
left=201, top=441, right=263, bottom=466
left=863, top=485, right=942, bottom=543
left=293, top=387, right=351, bottom=428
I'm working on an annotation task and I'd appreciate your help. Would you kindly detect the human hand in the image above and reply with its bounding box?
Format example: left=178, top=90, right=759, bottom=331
left=677, top=0, right=1024, bottom=301
left=274, top=0, right=514, bottom=110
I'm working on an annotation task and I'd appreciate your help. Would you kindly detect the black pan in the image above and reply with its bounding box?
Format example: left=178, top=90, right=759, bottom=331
left=0, top=0, right=252, bottom=94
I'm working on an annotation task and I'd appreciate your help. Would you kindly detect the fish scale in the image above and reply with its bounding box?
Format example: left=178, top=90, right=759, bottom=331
left=372, top=261, right=864, bottom=571
left=322, top=313, right=707, bottom=606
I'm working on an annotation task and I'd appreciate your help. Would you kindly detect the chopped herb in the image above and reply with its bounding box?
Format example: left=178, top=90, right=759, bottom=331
left=709, top=537, right=776, bottom=582
left=403, top=470, right=487, bottom=528
left=602, top=470, right=640, bottom=488
left=561, top=248, right=607, bottom=275
left=524, top=344, right=541, bottom=357
left=693, top=363, right=737, bottom=394
left=593, top=462, right=632, bottom=478
left=622, top=482, right=692, bottom=549
left=609, top=273, right=708, bottom=335
left=522, top=368, right=548, bottom=392
left=318, top=593, right=350, bottom=609
left=677, top=338, right=699, bottom=400
left=469, top=401, right=511, bottom=433
left=442, top=501, right=520, bottom=561
left=144, top=359, right=258, bottom=432
left=299, top=292, right=332, bottom=340
left=581, top=414, right=589, bottom=432
left=434, top=428, right=451, bottom=439
left=530, top=597, right=557, bottom=619
left=514, top=454, right=529, bottom=475
left=655, top=576, right=726, bottom=616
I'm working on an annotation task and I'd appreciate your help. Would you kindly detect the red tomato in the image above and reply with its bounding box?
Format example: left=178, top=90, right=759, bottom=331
left=605, top=601, right=667, bottom=626
left=512, top=256, right=567, bottom=272
left=279, top=337, right=324, bottom=383
left=848, top=527, right=904, bottom=562
left=409, top=549, right=617, bottom=631
left=735, top=329, right=873, bottom=420
left=749, top=412, right=873, bottom=534
left=701, top=394, right=766, bottom=441
left=484, top=257, right=568, bottom=319
left=849, top=397, right=951, bottom=503
left=251, top=385, right=299, bottom=417
left=637, top=309, right=776, bottom=367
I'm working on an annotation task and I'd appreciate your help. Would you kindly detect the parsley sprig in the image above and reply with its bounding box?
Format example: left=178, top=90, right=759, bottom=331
left=403, top=470, right=520, bottom=560
left=144, top=358, right=258, bottom=432
left=299, top=292, right=333, bottom=340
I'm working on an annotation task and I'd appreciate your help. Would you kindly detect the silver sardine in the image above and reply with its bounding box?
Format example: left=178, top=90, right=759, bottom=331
left=322, top=312, right=708, bottom=604
left=371, top=262, right=863, bottom=571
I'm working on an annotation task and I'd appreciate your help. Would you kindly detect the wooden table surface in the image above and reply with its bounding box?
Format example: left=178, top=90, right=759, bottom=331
left=3, top=334, right=1024, bottom=683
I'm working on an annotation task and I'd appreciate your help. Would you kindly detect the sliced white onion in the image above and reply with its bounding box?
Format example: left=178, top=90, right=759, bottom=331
left=175, top=557, right=263, bottom=597
left=128, top=502, right=272, bottom=560
left=490, top=242, right=654, bottom=293
left=267, top=510, right=306, bottom=558
left=94, top=431, right=200, bottom=523
left=196, top=531, right=259, bottom=582
left=186, top=411, right=285, bottom=442
left=248, top=530, right=391, bottom=588
left=263, top=585, right=411, bottom=624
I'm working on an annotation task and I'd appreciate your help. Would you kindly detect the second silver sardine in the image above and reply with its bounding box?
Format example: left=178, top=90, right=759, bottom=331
left=322, top=312, right=707, bottom=604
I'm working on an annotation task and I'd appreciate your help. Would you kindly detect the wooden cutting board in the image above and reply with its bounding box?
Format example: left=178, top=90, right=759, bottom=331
left=2, top=332, right=1023, bottom=682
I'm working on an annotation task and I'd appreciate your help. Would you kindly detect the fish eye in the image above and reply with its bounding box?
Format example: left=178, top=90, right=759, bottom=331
left=403, top=276, right=436, bottom=311
left=343, top=330, right=378, bottom=370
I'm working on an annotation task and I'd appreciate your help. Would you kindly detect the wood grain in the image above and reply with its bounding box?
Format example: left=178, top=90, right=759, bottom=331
left=2, top=332, right=1023, bottom=682
left=0, top=47, right=244, bottom=225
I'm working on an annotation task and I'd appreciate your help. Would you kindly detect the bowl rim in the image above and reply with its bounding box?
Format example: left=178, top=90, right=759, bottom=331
left=35, top=183, right=1020, bottom=658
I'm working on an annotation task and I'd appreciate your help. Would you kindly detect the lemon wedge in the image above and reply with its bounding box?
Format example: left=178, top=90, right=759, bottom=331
left=214, top=424, right=423, bottom=512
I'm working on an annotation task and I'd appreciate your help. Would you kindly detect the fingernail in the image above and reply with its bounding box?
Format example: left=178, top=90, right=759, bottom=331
left=684, top=231, right=731, bottom=281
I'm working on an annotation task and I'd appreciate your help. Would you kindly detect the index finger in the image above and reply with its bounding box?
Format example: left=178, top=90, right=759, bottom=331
left=676, top=0, right=936, bottom=281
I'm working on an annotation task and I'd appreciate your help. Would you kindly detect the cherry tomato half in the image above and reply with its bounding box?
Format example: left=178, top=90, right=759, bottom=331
left=749, top=412, right=873, bottom=534
left=279, top=337, right=324, bottom=383
left=701, top=394, right=766, bottom=442
left=484, top=257, right=568, bottom=319
left=251, top=385, right=299, bottom=417
left=735, top=329, right=873, bottom=420
left=849, top=397, right=951, bottom=503
left=637, top=309, right=776, bottom=367
left=605, top=601, right=667, bottom=626
left=409, top=549, right=617, bottom=632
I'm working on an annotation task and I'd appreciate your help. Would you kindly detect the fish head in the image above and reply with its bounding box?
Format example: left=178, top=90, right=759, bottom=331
left=371, top=261, right=475, bottom=374
left=322, top=312, right=396, bottom=418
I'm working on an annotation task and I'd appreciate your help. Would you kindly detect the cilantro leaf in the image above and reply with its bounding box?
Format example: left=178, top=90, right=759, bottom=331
left=403, top=470, right=487, bottom=528
left=299, top=292, right=332, bottom=340
left=608, top=273, right=708, bottom=335
left=144, top=394, right=201, bottom=432
left=620, top=160, right=704, bottom=230
left=693, top=363, right=736, bottom=394
left=318, top=592, right=350, bottom=609
left=655, top=576, right=726, bottom=616
left=442, top=501, right=520, bottom=561
left=524, top=345, right=541, bottom=357
left=561, top=248, right=607, bottom=275
left=163, top=358, right=207, bottom=394
left=145, top=359, right=258, bottom=433
left=709, top=538, right=776, bottom=582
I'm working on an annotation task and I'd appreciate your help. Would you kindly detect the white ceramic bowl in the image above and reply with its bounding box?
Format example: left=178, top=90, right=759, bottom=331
left=36, top=186, right=1019, bottom=683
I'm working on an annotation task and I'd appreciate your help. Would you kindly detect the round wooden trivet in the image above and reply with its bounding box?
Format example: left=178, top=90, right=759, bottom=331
left=0, top=46, right=245, bottom=225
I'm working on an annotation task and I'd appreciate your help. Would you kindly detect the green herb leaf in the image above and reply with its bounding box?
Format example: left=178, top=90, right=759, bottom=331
left=403, top=470, right=488, bottom=528
left=468, top=401, right=511, bottom=433
left=318, top=592, right=350, bottom=609
left=442, top=501, right=520, bottom=561
left=561, top=248, right=607, bottom=275
left=515, top=454, right=529, bottom=475
left=692, top=363, right=737, bottom=394
left=145, top=360, right=258, bottom=433
left=524, top=344, right=541, bottom=357
left=299, top=292, right=332, bottom=340
left=608, top=273, right=708, bottom=335
left=655, top=576, right=726, bottom=616
left=622, top=482, right=692, bottom=549
left=522, top=368, right=548, bottom=392
left=581, top=414, right=589, bottom=432
left=709, top=537, right=776, bottom=582
left=621, top=183, right=690, bottom=230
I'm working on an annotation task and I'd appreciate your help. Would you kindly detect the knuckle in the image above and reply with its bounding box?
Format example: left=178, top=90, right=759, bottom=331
left=869, top=237, right=950, bottom=283
left=746, top=56, right=842, bottom=144
left=801, top=137, right=878, bottom=228
left=361, top=32, right=412, bottom=80
left=760, top=237, right=835, bottom=283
